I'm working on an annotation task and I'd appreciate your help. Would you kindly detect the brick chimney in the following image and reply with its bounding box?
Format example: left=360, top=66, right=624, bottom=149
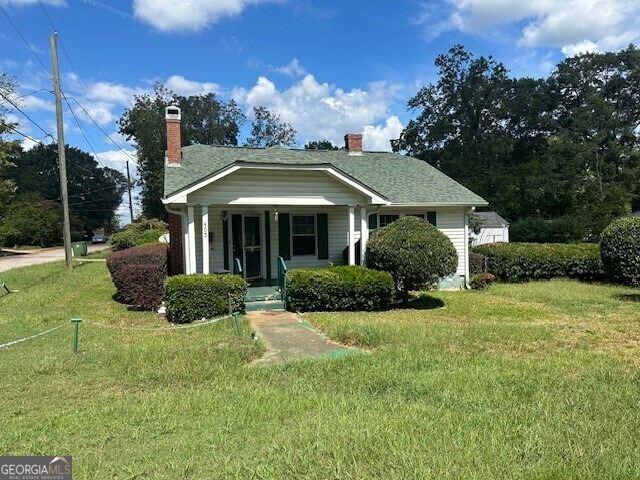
left=344, top=133, right=363, bottom=155
left=165, top=106, right=182, bottom=164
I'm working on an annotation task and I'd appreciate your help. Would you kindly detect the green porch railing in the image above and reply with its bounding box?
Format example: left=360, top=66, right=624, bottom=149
left=277, top=256, right=287, bottom=308
left=233, top=258, right=243, bottom=276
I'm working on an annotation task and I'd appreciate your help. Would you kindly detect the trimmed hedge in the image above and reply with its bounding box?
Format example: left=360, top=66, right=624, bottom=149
left=110, top=229, right=166, bottom=251
left=469, top=252, right=487, bottom=275
left=286, top=266, right=394, bottom=312
left=366, top=216, right=458, bottom=303
left=164, top=274, right=248, bottom=324
left=472, top=242, right=605, bottom=283
left=600, top=217, right=640, bottom=286
left=106, top=244, right=168, bottom=309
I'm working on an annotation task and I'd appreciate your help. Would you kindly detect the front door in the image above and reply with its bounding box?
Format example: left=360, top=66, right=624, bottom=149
left=243, top=215, right=261, bottom=281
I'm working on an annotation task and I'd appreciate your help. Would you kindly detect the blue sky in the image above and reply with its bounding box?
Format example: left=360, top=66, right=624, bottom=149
left=2, top=0, right=639, bottom=223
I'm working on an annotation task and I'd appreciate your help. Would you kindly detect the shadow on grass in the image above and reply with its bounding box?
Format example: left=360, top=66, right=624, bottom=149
left=614, top=293, right=640, bottom=302
left=401, top=295, right=445, bottom=310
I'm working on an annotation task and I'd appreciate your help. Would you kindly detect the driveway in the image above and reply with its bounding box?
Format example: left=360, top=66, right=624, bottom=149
left=0, top=244, right=111, bottom=273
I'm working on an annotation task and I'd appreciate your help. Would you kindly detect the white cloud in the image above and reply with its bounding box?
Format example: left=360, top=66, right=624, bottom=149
left=234, top=74, right=401, bottom=147
left=21, top=137, right=38, bottom=151
left=93, top=149, right=138, bottom=177
left=132, top=0, right=269, bottom=32
left=165, top=75, right=220, bottom=96
left=561, top=40, right=599, bottom=57
left=363, top=116, right=404, bottom=152
left=431, top=0, right=640, bottom=56
left=19, top=95, right=55, bottom=112
left=275, top=58, right=307, bottom=77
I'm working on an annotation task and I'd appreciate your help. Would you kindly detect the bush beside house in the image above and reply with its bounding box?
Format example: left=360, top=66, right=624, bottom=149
left=106, top=244, right=168, bottom=310
left=600, top=217, right=640, bottom=286
left=473, top=242, right=604, bottom=283
left=164, top=274, right=248, bottom=324
left=286, top=266, right=394, bottom=312
left=110, top=217, right=168, bottom=251
left=366, top=216, right=458, bottom=304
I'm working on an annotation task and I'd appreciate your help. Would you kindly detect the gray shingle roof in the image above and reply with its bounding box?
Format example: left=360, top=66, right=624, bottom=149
left=475, top=211, right=509, bottom=227
left=164, top=144, right=487, bottom=206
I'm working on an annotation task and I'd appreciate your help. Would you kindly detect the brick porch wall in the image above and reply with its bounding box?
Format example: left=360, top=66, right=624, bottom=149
left=168, top=213, right=183, bottom=276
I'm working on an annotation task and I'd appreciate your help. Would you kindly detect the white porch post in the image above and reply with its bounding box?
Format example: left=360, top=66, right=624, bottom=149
left=360, top=207, right=368, bottom=265
left=348, top=206, right=355, bottom=265
left=187, top=205, right=196, bottom=274
left=201, top=205, right=209, bottom=274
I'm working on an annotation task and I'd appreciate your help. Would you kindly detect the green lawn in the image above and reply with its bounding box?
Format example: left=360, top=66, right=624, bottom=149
left=1, top=262, right=639, bottom=479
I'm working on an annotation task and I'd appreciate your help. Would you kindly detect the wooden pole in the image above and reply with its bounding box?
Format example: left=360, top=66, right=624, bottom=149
left=50, top=33, right=73, bottom=270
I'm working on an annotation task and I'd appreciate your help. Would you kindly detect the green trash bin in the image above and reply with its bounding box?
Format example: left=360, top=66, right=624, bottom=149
left=71, top=241, right=88, bottom=257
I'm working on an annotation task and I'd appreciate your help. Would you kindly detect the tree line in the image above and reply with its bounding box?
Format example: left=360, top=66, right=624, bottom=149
left=393, top=44, right=640, bottom=241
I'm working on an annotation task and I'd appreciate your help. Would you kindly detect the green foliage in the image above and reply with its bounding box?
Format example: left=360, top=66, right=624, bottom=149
left=600, top=217, right=640, bottom=286
left=473, top=242, right=605, bottom=283
left=286, top=266, right=394, bottom=312
left=469, top=272, right=495, bottom=290
left=106, top=244, right=168, bottom=309
left=118, top=84, right=245, bottom=219
left=510, top=216, right=589, bottom=243
left=394, top=44, right=640, bottom=239
left=304, top=139, right=339, bottom=150
left=10, top=144, right=126, bottom=233
left=110, top=217, right=168, bottom=251
left=0, top=74, right=19, bottom=209
left=164, top=274, right=248, bottom=324
left=469, top=251, right=487, bottom=275
left=366, top=216, right=458, bottom=303
left=0, top=192, right=61, bottom=247
left=245, top=106, right=297, bottom=148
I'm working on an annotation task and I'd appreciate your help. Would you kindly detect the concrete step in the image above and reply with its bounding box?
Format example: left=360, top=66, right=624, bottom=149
left=245, top=299, right=286, bottom=312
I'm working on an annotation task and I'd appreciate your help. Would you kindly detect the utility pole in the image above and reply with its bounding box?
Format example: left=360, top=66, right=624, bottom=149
left=50, top=32, right=73, bottom=270
left=126, top=158, right=134, bottom=223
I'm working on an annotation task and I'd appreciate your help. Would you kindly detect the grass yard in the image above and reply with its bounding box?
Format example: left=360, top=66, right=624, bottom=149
left=1, top=261, right=639, bottom=478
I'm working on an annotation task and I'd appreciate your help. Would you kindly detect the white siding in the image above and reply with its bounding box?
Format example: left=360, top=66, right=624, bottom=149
left=189, top=169, right=367, bottom=206
left=185, top=205, right=468, bottom=282
left=471, top=226, right=509, bottom=246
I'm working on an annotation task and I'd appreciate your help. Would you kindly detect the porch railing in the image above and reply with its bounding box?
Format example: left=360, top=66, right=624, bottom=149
left=233, top=258, right=243, bottom=276
left=277, top=256, right=287, bottom=307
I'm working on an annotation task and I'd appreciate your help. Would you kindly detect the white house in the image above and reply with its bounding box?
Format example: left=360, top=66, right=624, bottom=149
left=162, top=107, right=487, bottom=286
left=470, top=211, right=510, bottom=246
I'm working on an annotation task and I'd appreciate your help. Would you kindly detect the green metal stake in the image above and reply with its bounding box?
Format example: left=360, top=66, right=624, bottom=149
left=233, top=312, right=241, bottom=337
left=71, top=318, right=82, bottom=354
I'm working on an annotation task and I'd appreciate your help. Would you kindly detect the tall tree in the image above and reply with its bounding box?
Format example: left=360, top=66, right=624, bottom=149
left=118, top=84, right=245, bottom=219
left=11, top=144, right=127, bottom=233
left=552, top=45, right=640, bottom=230
left=245, top=106, right=297, bottom=148
left=0, top=74, right=19, bottom=211
left=304, top=139, right=339, bottom=150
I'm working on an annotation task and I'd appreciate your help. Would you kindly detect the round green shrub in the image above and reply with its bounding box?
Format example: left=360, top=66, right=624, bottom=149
left=366, top=216, right=458, bottom=303
left=600, top=217, right=640, bottom=286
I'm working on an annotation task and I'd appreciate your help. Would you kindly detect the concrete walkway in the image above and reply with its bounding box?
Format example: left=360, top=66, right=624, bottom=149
left=248, top=311, right=358, bottom=365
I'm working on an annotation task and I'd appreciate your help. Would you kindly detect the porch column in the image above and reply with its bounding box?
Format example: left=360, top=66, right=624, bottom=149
left=360, top=207, right=368, bottom=265
left=201, top=205, right=209, bottom=274
left=348, top=206, right=355, bottom=265
left=187, top=205, right=196, bottom=274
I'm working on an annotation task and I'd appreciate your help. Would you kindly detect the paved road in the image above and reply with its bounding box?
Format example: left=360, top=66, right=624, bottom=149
left=0, top=244, right=110, bottom=273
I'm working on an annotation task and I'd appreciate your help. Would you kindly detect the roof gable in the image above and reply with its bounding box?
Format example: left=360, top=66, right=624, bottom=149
left=164, top=144, right=487, bottom=206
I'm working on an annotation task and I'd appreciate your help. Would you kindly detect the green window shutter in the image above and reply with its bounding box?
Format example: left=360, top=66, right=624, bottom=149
left=278, top=213, right=291, bottom=260
left=368, top=213, right=378, bottom=229
left=222, top=219, right=229, bottom=270
left=427, top=211, right=437, bottom=226
left=317, top=213, right=329, bottom=259
left=264, top=211, right=271, bottom=280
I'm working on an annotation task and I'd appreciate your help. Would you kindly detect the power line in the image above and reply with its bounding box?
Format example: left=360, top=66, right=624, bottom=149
left=66, top=96, right=138, bottom=165
left=0, top=3, right=51, bottom=74
left=6, top=126, right=48, bottom=146
left=0, top=90, right=56, bottom=141
left=34, top=2, right=138, bottom=168
left=61, top=91, right=106, bottom=169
